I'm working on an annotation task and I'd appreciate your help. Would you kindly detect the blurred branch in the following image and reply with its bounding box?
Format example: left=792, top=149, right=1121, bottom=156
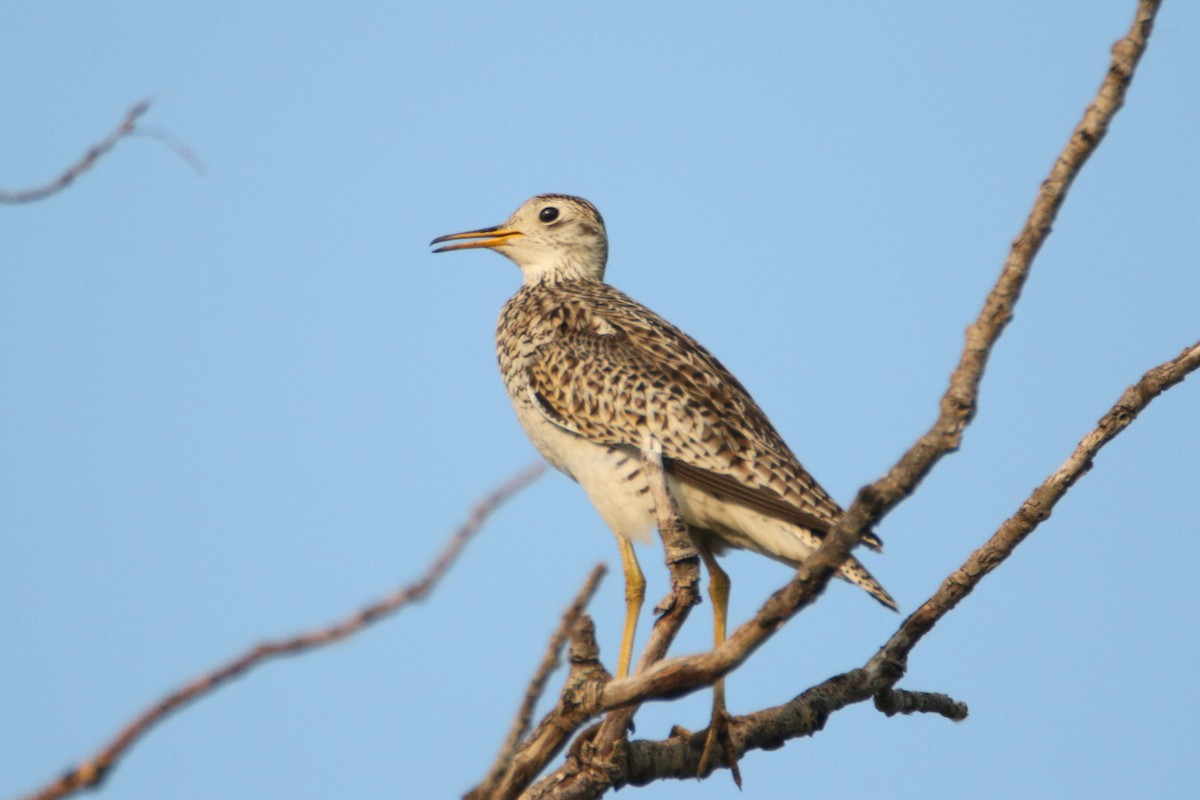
left=0, top=99, right=202, bottom=204
left=20, top=463, right=546, bottom=800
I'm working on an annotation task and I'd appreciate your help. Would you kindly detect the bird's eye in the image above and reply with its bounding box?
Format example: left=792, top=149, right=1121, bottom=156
left=539, top=206, right=560, bottom=223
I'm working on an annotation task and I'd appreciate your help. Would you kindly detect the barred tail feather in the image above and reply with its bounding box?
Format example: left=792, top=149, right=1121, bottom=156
left=839, top=557, right=898, bottom=611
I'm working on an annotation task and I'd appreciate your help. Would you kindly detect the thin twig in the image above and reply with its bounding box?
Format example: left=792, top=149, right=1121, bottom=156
left=869, top=338, right=1200, bottom=670
left=487, top=613, right=610, bottom=800
left=129, top=126, right=207, bottom=175
left=470, top=563, right=608, bottom=800
left=0, top=100, right=200, bottom=204
left=21, top=462, right=546, bottom=800
left=509, top=564, right=609, bottom=756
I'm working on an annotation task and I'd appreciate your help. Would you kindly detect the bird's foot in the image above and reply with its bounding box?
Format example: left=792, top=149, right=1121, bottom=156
left=697, top=705, right=742, bottom=788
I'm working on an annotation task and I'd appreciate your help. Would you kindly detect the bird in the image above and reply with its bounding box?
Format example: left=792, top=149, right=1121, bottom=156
left=431, top=194, right=896, bottom=776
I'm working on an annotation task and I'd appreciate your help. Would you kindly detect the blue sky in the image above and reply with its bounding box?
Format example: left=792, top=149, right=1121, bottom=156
left=3, top=2, right=1198, bottom=798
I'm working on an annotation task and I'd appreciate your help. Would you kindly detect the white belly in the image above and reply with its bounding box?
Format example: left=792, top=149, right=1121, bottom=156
left=515, top=398, right=821, bottom=566
left=516, top=402, right=658, bottom=542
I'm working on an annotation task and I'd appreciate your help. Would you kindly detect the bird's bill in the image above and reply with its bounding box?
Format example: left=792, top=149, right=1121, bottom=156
left=430, top=226, right=524, bottom=253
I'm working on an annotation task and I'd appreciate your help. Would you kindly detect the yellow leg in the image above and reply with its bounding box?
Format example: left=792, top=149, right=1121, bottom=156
left=616, top=536, right=645, bottom=680
left=697, top=546, right=740, bottom=784
left=698, top=546, right=730, bottom=715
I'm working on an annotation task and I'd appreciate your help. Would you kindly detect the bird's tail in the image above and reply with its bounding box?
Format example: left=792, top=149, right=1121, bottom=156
left=839, top=557, right=898, bottom=611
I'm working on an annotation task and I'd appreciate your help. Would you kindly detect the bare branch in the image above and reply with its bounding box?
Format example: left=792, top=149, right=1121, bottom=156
left=485, top=613, right=610, bottom=800
left=587, top=0, right=1164, bottom=719
left=509, top=564, right=609, bottom=756
left=621, top=670, right=872, bottom=787
left=471, top=563, right=608, bottom=800
left=21, top=463, right=546, bottom=800
left=870, top=338, right=1200, bottom=669
left=838, top=0, right=1162, bottom=528
left=874, top=688, right=969, bottom=721
left=0, top=100, right=199, bottom=204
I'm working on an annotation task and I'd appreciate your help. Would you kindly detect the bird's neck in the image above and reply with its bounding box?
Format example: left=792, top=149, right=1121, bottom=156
left=522, top=255, right=606, bottom=286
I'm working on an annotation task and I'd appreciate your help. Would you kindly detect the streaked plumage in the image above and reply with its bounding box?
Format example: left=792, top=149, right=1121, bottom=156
left=433, top=193, right=895, bottom=782
left=434, top=193, right=895, bottom=610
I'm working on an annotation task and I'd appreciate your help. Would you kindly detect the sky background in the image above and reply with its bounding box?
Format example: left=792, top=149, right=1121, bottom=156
left=3, top=2, right=1198, bottom=799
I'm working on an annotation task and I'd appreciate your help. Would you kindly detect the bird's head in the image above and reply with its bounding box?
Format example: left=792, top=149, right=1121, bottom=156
left=431, top=194, right=608, bottom=284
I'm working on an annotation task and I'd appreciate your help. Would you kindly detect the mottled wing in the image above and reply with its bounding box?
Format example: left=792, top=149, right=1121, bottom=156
left=664, top=459, right=835, bottom=536
left=522, top=287, right=882, bottom=550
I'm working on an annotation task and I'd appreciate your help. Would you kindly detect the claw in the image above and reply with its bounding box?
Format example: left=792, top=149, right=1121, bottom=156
left=697, top=705, right=742, bottom=787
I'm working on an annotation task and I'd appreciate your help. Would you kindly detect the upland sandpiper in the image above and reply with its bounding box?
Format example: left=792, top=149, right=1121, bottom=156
left=432, top=194, right=896, bottom=775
